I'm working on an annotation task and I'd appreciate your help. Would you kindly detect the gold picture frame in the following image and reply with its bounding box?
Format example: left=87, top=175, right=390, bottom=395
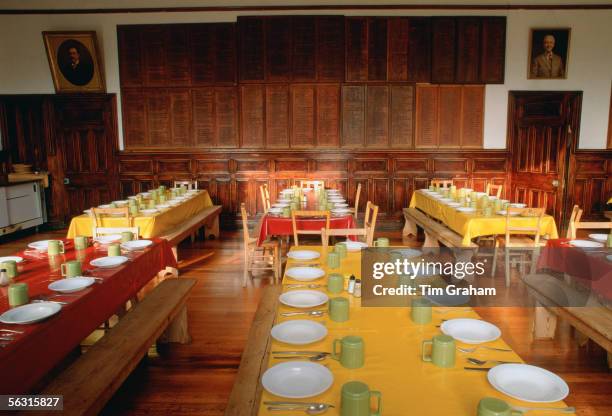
left=42, top=31, right=106, bottom=93
left=527, top=28, right=571, bottom=79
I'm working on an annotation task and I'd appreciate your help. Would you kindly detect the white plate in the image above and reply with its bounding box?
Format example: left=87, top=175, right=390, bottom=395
left=268, top=207, right=283, bottom=214
left=456, top=207, right=476, bottom=213
left=140, top=209, right=159, bottom=215
left=285, top=267, right=325, bottom=281
left=441, top=318, right=501, bottom=344
left=98, top=204, right=113, bottom=209
left=271, top=320, right=328, bottom=345
left=273, top=203, right=290, bottom=208
left=262, top=361, right=333, bottom=399
left=447, top=202, right=461, bottom=207
left=329, top=197, right=345, bottom=202
left=0, top=256, right=24, bottom=264
left=156, top=204, right=171, bottom=209
left=27, top=240, right=51, bottom=251
left=279, top=290, right=329, bottom=308
left=287, top=250, right=321, bottom=261
left=488, top=196, right=498, bottom=200
left=331, top=208, right=351, bottom=214
left=440, top=198, right=453, bottom=203
left=343, top=241, right=368, bottom=252
left=90, top=256, right=129, bottom=268
left=0, top=302, right=62, bottom=324
left=390, top=249, right=422, bottom=258
left=112, top=200, right=128, bottom=206
left=510, top=203, right=527, bottom=208
left=463, top=188, right=473, bottom=193
left=139, top=192, right=151, bottom=197
left=83, top=209, right=92, bottom=215
left=569, top=239, right=603, bottom=248
left=334, top=203, right=349, bottom=207
left=94, top=234, right=122, bottom=245
left=277, top=199, right=291, bottom=204
left=588, top=233, right=608, bottom=243
left=120, top=240, right=153, bottom=251
left=496, top=210, right=520, bottom=216
left=48, top=277, right=95, bottom=293
left=168, top=200, right=181, bottom=206
left=488, top=364, right=569, bottom=403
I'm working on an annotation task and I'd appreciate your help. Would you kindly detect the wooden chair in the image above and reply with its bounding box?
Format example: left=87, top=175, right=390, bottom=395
left=291, top=210, right=330, bottom=246
left=90, top=207, right=139, bottom=239
left=431, top=179, right=453, bottom=188
left=321, top=201, right=378, bottom=248
left=493, top=207, right=546, bottom=287
left=173, top=180, right=198, bottom=190
left=348, top=183, right=362, bottom=221
left=241, top=203, right=280, bottom=287
left=486, top=183, right=503, bottom=198
left=299, top=180, right=325, bottom=190
left=259, top=184, right=271, bottom=212
left=565, top=205, right=583, bottom=238
left=568, top=220, right=612, bottom=240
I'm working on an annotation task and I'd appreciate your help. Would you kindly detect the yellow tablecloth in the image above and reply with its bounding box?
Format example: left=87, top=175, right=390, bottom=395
left=409, top=191, right=558, bottom=246
left=66, top=190, right=213, bottom=238
left=257, top=247, right=571, bottom=415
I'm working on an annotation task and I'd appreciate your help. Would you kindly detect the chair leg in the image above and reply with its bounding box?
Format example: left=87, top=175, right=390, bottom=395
left=504, top=249, right=511, bottom=288
left=243, top=251, right=250, bottom=288
left=273, top=245, right=279, bottom=284
left=491, top=246, right=497, bottom=278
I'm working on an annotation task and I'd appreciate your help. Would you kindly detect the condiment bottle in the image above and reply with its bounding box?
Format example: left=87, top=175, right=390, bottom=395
left=354, top=279, right=362, bottom=298
left=0, top=269, right=9, bottom=286
left=347, top=274, right=356, bottom=294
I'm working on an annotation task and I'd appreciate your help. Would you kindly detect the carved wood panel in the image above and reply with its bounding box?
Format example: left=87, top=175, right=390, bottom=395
left=316, top=16, right=345, bottom=81
left=346, top=18, right=368, bottom=82
left=431, top=18, right=456, bottom=84
left=292, top=17, right=317, bottom=81
left=366, top=86, right=389, bottom=147
left=456, top=18, right=481, bottom=83
left=342, top=85, right=365, bottom=147
left=240, top=85, right=265, bottom=148
left=316, top=84, right=341, bottom=147
left=407, top=17, right=432, bottom=83
left=265, top=85, right=290, bottom=148
left=480, top=17, right=506, bottom=84
left=291, top=84, right=316, bottom=148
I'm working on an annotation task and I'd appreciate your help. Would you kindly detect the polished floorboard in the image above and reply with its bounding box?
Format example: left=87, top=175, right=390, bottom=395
left=0, top=229, right=610, bottom=416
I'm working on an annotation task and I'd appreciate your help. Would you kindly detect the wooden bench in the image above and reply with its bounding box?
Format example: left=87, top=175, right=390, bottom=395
left=161, top=205, right=222, bottom=271
left=402, top=207, right=477, bottom=248
left=523, top=273, right=612, bottom=368
left=225, top=284, right=282, bottom=416
left=30, top=278, right=196, bottom=416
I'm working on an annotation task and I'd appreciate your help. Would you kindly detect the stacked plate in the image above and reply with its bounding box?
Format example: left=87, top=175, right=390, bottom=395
left=267, top=207, right=283, bottom=215
left=279, top=290, right=329, bottom=308
left=262, top=362, right=333, bottom=399
left=342, top=241, right=368, bottom=252
left=273, top=203, right=289, bottom=208
left=121, top=240, right=153, bottom=251
left=49, top=277, right=95, bottom=293
left=440, top=318, right=501, bottom=344
left=0, top=256, right=24, bottom=263
left=510, top=203, right=527, bottom=208
left=94, top=235, right=122, bottom=245
left=271, top=320, right=327, bottom=345
left=588, top=234, right=608, bottom=243
left=286, top=267, right=325, bottom=281
left=90, top=256, right=129, bottom=268
left=447, top=202, right=461, bottom=207
left=0, top=302, right=62, bottom=324
left=140, top=209, right=159, bottom=215
left=331, top=208, right=351, bottom=215
left=568, top=240, right=603, bottom=248
left=456, top=207, right=476, bottom=213
left=27, top=240, right=51, bottom=252
left=496, top=210, right=520, bottom=216
left=287, top=250, right=320, bottom=261
left=113, top=200, right=128, bottom=207
left=488, top=364, right=569, bottom=403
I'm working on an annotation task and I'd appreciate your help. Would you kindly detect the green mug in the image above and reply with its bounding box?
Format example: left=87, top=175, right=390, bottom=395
left=341, top=381, right=382, bottom=416
left=148, top=199, right=157, bottom=209
left=422, top=334, right=456, bottom=368
left=373, top=238, right=389, bottom=247
left=109, top=202, right=117, bottom=208
left=327, top=252, right=340, bottom=269
left=326, top=202, right=334, bottom=210
left=8, top=283, right=29, bottom=307
left=1, top=260, right=18, bottom=279
left=47, top=240, right=65, bottom=256
left=121, top=231, right=134, bottom=243
left=477, top=398, right=514, bottom=416
left=329, top=296, right=350, bottom=322
left=410, top=297, right=432, bottom=324
left=159, top=185, right=166, bottom=192
left=128, top=199, right=137, bottom=207
left=61, top=260, right=82, bottom=277
left=74, top=235, right=89, bottom=250
left=108, top=243, right=121, bottom=257
left=334, top=243, right=347, bottom=259
left=327, top=273, right=344, bottom=294
left=159, top=194, right=167, bottom=203
left=282, top=207, right=290, bottom=217
left=332, top=335, right=365, bottom=369
left=129, top=205, right=139, bottom=216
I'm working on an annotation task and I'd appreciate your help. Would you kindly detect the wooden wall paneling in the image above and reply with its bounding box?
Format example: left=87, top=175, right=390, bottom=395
left=142, top=27, right=167, bottom=86
left=392, top=178, right=409, bottom=215
left=117, top=27, right=143, bottom=86
left=169, top=89, right=193, bottom=146
left=316, top=84, right=341, bottom=147
left=608, top=82, right=612, bottom=148
left=480, top=17, right=506, bottom=83
left=371, top=178, right=390, bottom=213
left=368, top=17, right=388, bottom=81
left=235, top=178, right=253, bottom=214
left=213, top=23, right=237, bottom=84
left=215, top=87, right=239, bottom=148
left=290, top=84, right=316, bottom=148
left=265, top=17, right=292, bottom=82
left=292, top=16, right=317, bottom=81
left=316, top=16, right=345, bottom=81
left=456, top=17, right=481, bottom=83
left=387, top=18, right=409, bottom=82
left=190, top=25, right=215, bottom=84
left=365, top=85, right=389, bottom=147
left=240, top=85, right=265, bottom=148
left=438, top=85, right=462, bottom=148
left=145, top=89, right=171, bottom=147
left=341, top=85, right=365, bottom=147
left=431, top=17, right=457, bottom=83
left=238, top=17, right=265, bottom=82
left=460, top=85, right=485, bottom=148
left=406, top=17, right=431, bottom=83
left=390, top=85, right=414, bottom=148
left=165, top=26, right=191, bottom=85
left=265, top=84, right=290, bottom=148
left=415, top=85, right=439, bottom=148
left=192, top=88, right=215, bottom=147
left=345, top=17, right=368, bottom=82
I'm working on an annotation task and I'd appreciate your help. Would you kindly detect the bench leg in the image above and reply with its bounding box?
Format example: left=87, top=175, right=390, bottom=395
left=402, top=217, right=417, bottom=238
left=158, top=305, right=191, bottom=344
left=207, top=215, right=220, bottom=240
left=533, top=302, right=557, bottom=339
left=423, top=231, right=440, bottom=248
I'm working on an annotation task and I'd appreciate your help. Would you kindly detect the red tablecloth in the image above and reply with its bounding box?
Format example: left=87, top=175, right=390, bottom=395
left=257, top=215, right=356, bottom=245
left=0, top=238, right=177, bottom=394
left=537, top=238, right=612, bottom=300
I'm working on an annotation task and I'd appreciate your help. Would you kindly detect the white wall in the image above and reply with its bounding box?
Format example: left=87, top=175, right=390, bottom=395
left=0, top=8, right=611, bottom=149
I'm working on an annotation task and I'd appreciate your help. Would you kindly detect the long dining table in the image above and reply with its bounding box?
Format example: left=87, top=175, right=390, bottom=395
left=255, top=246, right=573, bottom=415
left=409, top=190, right=559, bottom=246
left=0, top=238, right=177, bottom=394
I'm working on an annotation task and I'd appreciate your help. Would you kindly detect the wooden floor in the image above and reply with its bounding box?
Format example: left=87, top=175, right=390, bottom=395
left=1, top=229, right=611, bottom=416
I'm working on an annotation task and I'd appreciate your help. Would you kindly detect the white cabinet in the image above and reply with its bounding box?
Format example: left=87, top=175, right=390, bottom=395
left=0, top=181, right=46, bottom=236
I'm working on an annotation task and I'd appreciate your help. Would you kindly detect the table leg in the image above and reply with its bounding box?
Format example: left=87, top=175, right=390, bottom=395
left=158, top=304, right=191, bottom=344
left=533, top=302, right=557, bottom=339
left=403, top=217, right=417, bottom=237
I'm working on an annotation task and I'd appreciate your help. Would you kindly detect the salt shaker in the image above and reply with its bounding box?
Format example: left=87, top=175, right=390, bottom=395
left=347, top=274, right=356, bottom=294
left=0, top=269, right=9, bottom=286
left=354, top=279, right=362, bottom=298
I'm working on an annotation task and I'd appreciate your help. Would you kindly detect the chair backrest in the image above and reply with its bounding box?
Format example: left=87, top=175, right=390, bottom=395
left=321, top=227, right=368, bottom=249
left=173, top=180, right=197, bottom=190
left=504, top=207, right=545, bottom=246
left=566, top=204, right=584, bottom=238
left=363, top=201, right=379, bottom=246
left=569, top=220, right=612, bottom=240
left=299, top=180, right=325, bottom=190
left=486, top=183, right=503, bottom=198
left=431, top=179, right=453, bottom=188
left=353, top=183, right=362, bottom=220
left=291, top=210, right=330, bottom=246
left=259, top=184, right=271, bottom=212
left=90, top=207, right=139, bottom=238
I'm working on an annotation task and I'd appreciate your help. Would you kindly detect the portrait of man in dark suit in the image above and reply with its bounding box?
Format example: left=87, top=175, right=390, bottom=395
left=57, top=39, right=94, bottom=86
left=528, top=29, right=570, bottom=79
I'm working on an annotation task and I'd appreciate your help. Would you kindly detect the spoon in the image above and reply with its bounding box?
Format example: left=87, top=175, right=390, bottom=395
left=512, top=405, right=576, bottom=414
left=31, top=299, right=68, bottom=305
left=281, top=310, right=326, bottom=317
left=267, top=403, right=332, bottom=414
left=468, top=358, right=521, bottom=366
left=273, top=353, right=327, bottom=361
left=458, top=346, right=512, bottom=353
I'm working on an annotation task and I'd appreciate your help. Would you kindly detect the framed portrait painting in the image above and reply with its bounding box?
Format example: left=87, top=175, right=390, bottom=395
left=43, top=31, right=106, bottom=93
left=528, top=28, right=571, bottom=79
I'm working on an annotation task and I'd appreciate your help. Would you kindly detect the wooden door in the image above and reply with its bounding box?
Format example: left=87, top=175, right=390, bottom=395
left=49, top=94, right=120, bottom=223
left=507, top=91, right=581, bottom=228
